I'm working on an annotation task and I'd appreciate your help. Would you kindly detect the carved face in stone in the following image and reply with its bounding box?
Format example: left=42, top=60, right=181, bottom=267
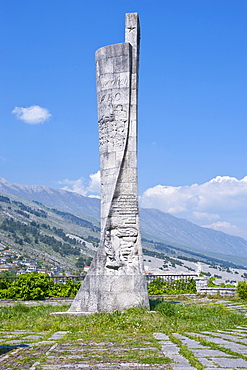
left=104, top=226, right=139, bottom=267
left=119, top=236, right=138, bottom=262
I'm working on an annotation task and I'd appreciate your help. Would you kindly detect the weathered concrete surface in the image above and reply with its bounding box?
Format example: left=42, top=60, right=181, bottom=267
left=69, top=13, right=149, bottom=313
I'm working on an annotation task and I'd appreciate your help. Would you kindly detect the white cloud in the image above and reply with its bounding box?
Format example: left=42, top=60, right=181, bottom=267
left=87, top=171, right=101, bottom=193
left=192, top=211, right=220, bottom=221
left=59, top=178, right=88, bottom=196
left=59, top=171, right=101, bottom=198
left=140, top=176, right=247, bottom=239
left=12, top=105, right=51, bottom=124
left=203, top=221, right=242, bottom=237
left=140, top=184, right=196, bottom=214
left=88, top=194, right=101, bottom=199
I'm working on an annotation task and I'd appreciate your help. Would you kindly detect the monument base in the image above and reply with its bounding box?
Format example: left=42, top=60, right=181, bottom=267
left=68, top=272, right=149, bottom=313
left=50, top=311, right=96, bottom=316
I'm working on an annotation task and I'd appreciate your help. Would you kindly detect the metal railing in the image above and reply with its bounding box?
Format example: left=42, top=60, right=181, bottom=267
left=0, top=273, right=198, bottom=285
left=146, top=274, right=198, bottom=284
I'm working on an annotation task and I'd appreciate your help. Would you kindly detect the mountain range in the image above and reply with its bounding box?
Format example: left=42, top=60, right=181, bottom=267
left=1, top=177, right=247, bottom=264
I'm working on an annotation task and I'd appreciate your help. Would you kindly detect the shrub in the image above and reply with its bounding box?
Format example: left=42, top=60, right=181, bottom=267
left=8, top=273, right=53, bottom=300
left=0, top=273, right=81, bottom=300
left=147, top=277, right=196, bottom=295
left=237, top=281, right=247, bottom=300
left=0, top=278, right=12, bottom=290
left=208, top=277, right=218, bottom=287
left=50, top=279, right=81, bottom=298
left=220, top=282, right=235, bottom=288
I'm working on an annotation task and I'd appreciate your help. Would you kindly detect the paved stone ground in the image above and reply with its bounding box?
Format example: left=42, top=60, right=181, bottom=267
left=0, top=300, right=247, bottom=369
left=0, top=331, right=170, bottom=370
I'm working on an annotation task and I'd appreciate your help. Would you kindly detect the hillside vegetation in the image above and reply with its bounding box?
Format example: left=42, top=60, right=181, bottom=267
left=0, top=192, right=247, bottom=279
left=0, top=193, right=98, bottom=273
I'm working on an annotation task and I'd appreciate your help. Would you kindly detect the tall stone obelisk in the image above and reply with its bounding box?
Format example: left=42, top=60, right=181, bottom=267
left=69, top=13, right=149, bottom=313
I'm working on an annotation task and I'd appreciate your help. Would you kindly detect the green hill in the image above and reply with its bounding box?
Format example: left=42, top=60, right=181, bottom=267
left=0, top=193, right=98, bottom=273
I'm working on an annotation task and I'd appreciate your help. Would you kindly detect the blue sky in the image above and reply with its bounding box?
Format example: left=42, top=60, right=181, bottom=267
left=1, top=0, right=247, bottom=239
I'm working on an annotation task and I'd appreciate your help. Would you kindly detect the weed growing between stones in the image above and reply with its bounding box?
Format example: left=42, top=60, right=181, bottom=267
left=170, top=334, right=204, bottom=370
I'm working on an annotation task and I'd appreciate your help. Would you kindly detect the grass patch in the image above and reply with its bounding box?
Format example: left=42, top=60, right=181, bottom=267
left=141, top=356, right=170, bottom=364
left=0, top=301, right=246, bottom=335
left=0, top=301, right=246, bottom=367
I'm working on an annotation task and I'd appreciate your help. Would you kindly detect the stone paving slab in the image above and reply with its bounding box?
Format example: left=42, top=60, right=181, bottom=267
left=23, top=335, right=44, bottom=339
left=235, top=337, right=247, bottom=344
left=173, top=333, right=211, bottom=348
left=199, top=357, right=217, bottom=367
left=153, top=333, right=170, bottom=340
left=191, top=348, right=231, bottom=357
left=216, top=330, right=247, bottom=336
left=172, top=367, right=195, bottom=370
left=37, top=366, right=167, bottom=369
left=191, top=333, right=247, bottom=351
left=200, top=332, right=244, bottom=341
left=213, top=357, right=247, bottom=367
left=49, top=331, right=68, bottom=340
left=217, top=329, right=247, bottom=335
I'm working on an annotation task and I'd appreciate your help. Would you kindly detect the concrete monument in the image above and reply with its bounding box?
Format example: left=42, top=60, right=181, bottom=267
left=69, top=13, right=149, bottom=313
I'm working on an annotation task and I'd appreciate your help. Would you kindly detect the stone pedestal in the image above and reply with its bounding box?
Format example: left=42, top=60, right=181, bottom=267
left=68, top=13, right=149, bottom=313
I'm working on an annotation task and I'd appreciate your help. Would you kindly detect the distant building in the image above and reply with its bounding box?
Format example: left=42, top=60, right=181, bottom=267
left=26, top=265, right=37, bottom=273
left=1, top=250, right=16, bottom=257
left=17, top=269, right=26, bottom=275
left=0, top=263, right=18, bottom=273
left=0, top=258, right=8, bottom=264
left=37, top=268, right=51, bottom=276
left=0, top=264, right=10, bottom=272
